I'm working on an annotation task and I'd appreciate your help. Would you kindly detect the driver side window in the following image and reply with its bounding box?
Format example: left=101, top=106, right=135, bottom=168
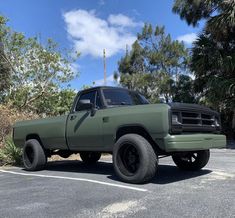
left=75, top=90, right=102, bottom=111
left=76, top=91, right=96, bottom=111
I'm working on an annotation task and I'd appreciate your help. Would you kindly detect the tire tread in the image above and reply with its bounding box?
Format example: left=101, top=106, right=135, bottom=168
left=113, top=134, right=158, bottom=184
left=23, top=139, right=47, bottom=171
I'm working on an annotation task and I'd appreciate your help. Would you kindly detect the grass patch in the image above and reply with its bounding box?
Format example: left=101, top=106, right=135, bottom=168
left=0, top=137, right=22, bottom=166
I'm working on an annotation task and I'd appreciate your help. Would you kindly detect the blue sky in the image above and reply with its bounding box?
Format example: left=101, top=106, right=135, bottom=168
left=0, top=0, right=202, bottom=90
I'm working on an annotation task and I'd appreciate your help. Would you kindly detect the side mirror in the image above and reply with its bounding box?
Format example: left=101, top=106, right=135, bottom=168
left=78, top=99, right=93, bottom=111
left=78, top=99, right=97, bottom=116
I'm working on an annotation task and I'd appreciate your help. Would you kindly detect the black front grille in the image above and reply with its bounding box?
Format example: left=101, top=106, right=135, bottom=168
left=181, top=111, right=215, bottom=126
left=169, top=103, right=221, bottom=134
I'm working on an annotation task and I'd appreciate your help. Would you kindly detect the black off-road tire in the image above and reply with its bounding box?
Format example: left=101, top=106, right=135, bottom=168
left=23, top=139, right=47, bottom=171
left=172, top=150, right=210, bottom=171
left=80, top=152, right=101, bottom=164
left=113, top=134, right=158, bottom=184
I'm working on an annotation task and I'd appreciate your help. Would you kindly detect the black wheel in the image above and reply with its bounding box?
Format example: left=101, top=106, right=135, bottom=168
left=113, top=134, right=158, bottom=184
left=172, top=150, right=210, bottom=171
left=23, top=139, right=47, bottom=171
left=80, top=152, right=101, bottom=164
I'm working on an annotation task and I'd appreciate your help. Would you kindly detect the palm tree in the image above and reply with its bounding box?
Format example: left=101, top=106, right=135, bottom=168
left=173, top=0, right=235, bottom=138
left=173, top=0, right=235, bottom=39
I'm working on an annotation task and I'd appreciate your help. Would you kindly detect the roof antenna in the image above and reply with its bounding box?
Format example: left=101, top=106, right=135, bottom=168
left=103, top=49, right=106, bottom=86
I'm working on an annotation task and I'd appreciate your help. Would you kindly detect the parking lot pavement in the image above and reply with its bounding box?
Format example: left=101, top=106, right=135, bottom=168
left=1, top=149, right=235, bottom=218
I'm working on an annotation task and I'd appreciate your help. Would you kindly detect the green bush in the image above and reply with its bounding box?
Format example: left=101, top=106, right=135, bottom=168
left=0, top=137, right=22, bottom=166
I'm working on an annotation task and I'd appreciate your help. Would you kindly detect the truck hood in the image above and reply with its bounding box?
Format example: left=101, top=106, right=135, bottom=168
left=168, top=102, right=219, bottom=116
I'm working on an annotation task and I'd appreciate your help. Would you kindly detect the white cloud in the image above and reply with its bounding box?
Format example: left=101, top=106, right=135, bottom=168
left=63, top=10, right=140, bottom=58
left=108, top=14, right=142, bottom=27
left=93, top=74, right=119, bottom=86
left=177, top=33, right=198, bottom=44
left=70, top=63, right=80, bottom=73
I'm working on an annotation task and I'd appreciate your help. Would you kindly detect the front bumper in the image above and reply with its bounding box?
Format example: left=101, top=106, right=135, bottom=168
left=163, top=134, right=226, bottom=152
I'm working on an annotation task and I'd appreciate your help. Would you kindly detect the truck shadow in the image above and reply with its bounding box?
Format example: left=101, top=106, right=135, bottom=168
left=45, top=160, right=212, bottom=185
left=149, top=165, right=211, bottom=185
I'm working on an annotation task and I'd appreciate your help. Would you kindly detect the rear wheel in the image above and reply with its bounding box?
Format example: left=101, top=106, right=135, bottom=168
left=23, top=139, right=47, bottom=171
left=80, top=152, right=101, bottom=164
left=113, top=134, right=158, bottom=184
left=172, top=150, right=210, bottom=171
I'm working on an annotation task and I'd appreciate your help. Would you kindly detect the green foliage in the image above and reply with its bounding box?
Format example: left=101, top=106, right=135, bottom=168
left=120, top=72, right=157, bottom=101
left=0, top=17, right=11, bottom=99
left=0, top=57, right=11, bottom=102
left=172, top=74, right=197, bottom=103
left=33, top=89, right=76, bottom=116
left=191, top=33, right=235, bottom=109
left=173, top=0, right=235, bottom=138
left=118, top=24, right=192, bottom=103
left=172, top=0, right=235, bottom=39
left=172, top=0, right=219, bottom=27
left=0, top=15, right=80, bottom=116
left=191, top=33, right=235, bottom=136
left=155, top=72, right=174, bottom=103
left=82, top=85, right=92, bottom=90
left=137, top=25, right=189, bottom=75
left=0, top=137, right=22, bottom=166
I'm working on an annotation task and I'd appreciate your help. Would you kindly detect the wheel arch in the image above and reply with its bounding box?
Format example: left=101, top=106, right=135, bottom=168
left=25, top=134, right=44, bottom=148
left=115, top=124, right=162, bottom=153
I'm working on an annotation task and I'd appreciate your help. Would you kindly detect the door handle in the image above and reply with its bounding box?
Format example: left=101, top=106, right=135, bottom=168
left=70, top=115, right=77, bottom=120
left=102, top=116, right=109, bottom=123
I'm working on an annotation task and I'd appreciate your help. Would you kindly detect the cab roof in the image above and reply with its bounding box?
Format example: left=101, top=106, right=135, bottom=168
left=79, top=86, right=128, bottom=93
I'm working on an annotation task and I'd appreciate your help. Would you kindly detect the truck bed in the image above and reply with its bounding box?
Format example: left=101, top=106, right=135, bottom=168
left=13, top=115, right=68, bottom=150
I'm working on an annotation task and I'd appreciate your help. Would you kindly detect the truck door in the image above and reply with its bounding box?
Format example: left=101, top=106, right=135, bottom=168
left=66, top=90, right=104, bottom=150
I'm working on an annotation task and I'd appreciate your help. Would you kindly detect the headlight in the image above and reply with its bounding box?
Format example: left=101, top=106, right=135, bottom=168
left=172, top=114, right=181, bottom=125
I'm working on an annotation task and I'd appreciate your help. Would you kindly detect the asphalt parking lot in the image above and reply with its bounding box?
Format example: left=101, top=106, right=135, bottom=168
left=1, top=149, right=235, bottom=218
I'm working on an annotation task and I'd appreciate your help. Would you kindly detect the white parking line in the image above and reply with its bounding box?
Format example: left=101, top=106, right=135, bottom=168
left=0, top=170, right=148, bottom=192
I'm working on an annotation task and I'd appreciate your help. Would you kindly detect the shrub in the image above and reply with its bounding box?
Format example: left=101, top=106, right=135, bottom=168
left=0, top=104, right=39, bottom=147
left=0, top=137, right=22, bottom=166
left=0, top=106, right=12, bottom=146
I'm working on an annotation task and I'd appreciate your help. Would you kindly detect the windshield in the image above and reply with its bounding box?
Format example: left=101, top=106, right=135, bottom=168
left=103, top=88, right=149, bottom=106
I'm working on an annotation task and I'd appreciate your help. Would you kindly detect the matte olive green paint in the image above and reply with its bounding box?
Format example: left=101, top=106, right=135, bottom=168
left=67, top=110, right=103, bottom=150
left=13, top=103, right=226, bottom=152
left=159, top=134, right=226, bottom=152
left=14, top=115, right=68, bottom=150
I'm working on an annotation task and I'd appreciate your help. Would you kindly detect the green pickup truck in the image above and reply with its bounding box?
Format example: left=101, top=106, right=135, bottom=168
left=13, top=86, right=226, bottom=184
